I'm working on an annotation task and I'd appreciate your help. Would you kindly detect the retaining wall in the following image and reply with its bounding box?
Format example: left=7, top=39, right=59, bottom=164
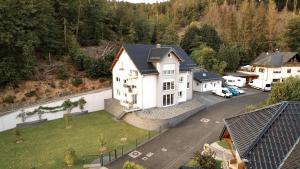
left=0, top=88, right=112, bottom=132
left=123, top=105, right=206, bottom=131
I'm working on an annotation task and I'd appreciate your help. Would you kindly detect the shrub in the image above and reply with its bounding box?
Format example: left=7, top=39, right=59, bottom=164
left=3, top=95, right=16, bottom=103
left=122, top=161, right=145, bottom=169
left=56, top=65, right=69, bottom=80
left=64, top=148, right=77, bottom=167
left=24, top=90, right=37, bottom=97
left=71, top=77, right=83, bottom=87
left=192, top=151, right=216, bottom=169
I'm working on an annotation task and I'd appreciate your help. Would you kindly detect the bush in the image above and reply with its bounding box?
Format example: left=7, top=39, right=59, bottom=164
left=192, top=151, right=216, bottom=169
left=71, top=77, right=83, bottom=87
left=56, top=66, right=69, bottom=80
left=3, top=95, right=16, bottom=103
left=266, top=76, right=300, bottom=105
left=122, top=161, right=145, bottom=169
left=24, top=90, right=37, bottom=97
left=64, top=148, right=77, bottom=167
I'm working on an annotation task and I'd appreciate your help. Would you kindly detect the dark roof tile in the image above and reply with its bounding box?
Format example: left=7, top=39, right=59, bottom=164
left=223, top=101, right=300, bottom=169
left=194, top=71, right=223, bottom=82
left=123, top=44, right=196, bottom=75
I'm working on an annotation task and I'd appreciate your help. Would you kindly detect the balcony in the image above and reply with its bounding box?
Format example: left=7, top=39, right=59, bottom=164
left=123, top=84, right=138, bottom=94
left=128, top=70, right=138, bottom=79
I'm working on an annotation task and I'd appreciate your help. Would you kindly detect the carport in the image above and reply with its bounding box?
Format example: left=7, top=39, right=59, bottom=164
left=225, top=72, right=258, bottom=85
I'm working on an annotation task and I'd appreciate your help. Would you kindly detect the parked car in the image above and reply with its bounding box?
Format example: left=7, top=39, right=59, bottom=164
left=228, top=86, right=245, bottom=94
left=223, top=76, right=246, bottom=87
left=249, top=79, right=271, bottom=91
left=227, top=87, right=239, bottom=96
left=212, top=87, right=233, bottom=98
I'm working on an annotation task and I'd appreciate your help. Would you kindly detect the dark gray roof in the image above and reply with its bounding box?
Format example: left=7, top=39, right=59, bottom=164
left=279, top=139, right=300, bottom=169
left=148, top=47, right=181, bottom=62
left=252, top=52, right=299, bottom=67
left=223, top=101, right=300, bottom=169
left=122, top=44, right=197, bottom=74
left=194, top=71, right=223, bottom=82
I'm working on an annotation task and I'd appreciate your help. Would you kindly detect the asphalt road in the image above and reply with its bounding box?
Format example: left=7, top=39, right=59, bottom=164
left=107, top=91, right=269, bottom=169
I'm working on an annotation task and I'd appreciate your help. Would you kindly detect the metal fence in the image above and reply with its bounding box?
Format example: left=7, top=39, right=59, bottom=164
left=82, top=128, right=163, bottom=167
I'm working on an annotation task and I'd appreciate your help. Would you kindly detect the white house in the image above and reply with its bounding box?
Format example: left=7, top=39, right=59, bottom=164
left=193, top=71, right=223, bottom=92
left=239, top=51, right=300, bottom=83
left=111, top=44, right=197, bottom=110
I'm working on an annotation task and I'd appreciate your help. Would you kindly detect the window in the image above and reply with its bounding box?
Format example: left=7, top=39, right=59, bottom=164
left=259, top=68, right=264, bottom=73
left=298, top=69, right=300, bottom=73
left=163, top=81, right=175, bottom=91
left=179, top=77, right=184, bottom=82
left=116, top=77, right=120, bottom=82
left=178, top=91, right=182, bottom=98
left=124, top=80, right=127, bottom=84
left=287, top=69, right=291, bottom=73
left=132, top=94, right=137, bottom=104
left=273, top=70, right=281, bottom=74
left=163, top=94, right=174, bottom=106
left=187, top=82, right=190, bottom=89
left=273, top=79, right=280, bottom=82
left=204, top=84, right=207, bottom=88
left=196, top=82, right=199, bottom=86
left=116, top=89, right=120, bottom=96
left=214, top=83, right=216, bottom=87
left=163, top=64, right=175, bottom=75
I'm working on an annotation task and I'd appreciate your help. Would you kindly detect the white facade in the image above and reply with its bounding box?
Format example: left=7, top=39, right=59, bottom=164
left=254, top=66, right=300, bottom=83
left=193, top=80, right=222, bottom=92
left=112, top=48, right=193, bottom=110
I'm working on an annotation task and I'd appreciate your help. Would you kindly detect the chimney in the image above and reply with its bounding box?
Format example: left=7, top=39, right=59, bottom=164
left=156, top=44, right=161, bottom=48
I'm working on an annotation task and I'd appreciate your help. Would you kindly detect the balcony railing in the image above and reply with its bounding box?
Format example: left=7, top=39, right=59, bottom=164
left=128, top=70, right=138, bottom=79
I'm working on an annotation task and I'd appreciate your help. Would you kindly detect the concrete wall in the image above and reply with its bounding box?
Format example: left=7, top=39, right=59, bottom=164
left=123, top=105, right=205, bottom=131
left=0, top=88, right=112, bottom=132
left=142, top=75, right=157, bottom=109
left=193, top=80, right=222, bottom=92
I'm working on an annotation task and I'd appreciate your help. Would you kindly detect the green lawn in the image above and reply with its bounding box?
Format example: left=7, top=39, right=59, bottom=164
left=217, top=139, right=230, bottom=149
left=0, top=111, right=154, bottom=169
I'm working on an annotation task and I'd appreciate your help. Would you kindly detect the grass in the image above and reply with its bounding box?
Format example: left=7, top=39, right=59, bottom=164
left=0, top=111, right=155, bottom=169
left=217, top=139, right=231, bottom=149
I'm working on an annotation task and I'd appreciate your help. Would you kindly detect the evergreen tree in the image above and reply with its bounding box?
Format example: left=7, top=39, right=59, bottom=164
left=286, top=16, right=300, bottom=53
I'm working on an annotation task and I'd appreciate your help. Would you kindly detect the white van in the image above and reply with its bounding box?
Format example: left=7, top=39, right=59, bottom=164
left=249, top=79, right=271, bottom=91
left=223, top=76, right=246, bottom=87
left=212, top=87, right=233, bottom=98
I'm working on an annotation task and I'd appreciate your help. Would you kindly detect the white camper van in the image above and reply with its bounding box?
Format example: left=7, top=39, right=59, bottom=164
left=249, top=79, right=271, bottom=91
left=223, top=76, right=246, bottom=87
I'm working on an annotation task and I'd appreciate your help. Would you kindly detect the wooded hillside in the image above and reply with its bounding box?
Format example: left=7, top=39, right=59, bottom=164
left=0, top=0, right=299, bottom=87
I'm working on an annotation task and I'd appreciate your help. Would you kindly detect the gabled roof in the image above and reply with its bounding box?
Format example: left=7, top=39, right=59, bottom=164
left=112, top=44, right=197, bottom=75
left=194, top=71, right=223, bottom=82
left=147, top=47, right=183, bottom=62
left=252, top=52, right=299, bottom=67
left=223, top=101, right=300, bottom=169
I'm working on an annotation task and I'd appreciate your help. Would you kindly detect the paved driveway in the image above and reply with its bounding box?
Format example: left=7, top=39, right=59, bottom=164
left=107, top=91, right=268, bottom=169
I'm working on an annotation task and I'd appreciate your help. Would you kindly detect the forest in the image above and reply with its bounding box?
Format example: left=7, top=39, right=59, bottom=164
left=0, top=0, right=300, bottom=86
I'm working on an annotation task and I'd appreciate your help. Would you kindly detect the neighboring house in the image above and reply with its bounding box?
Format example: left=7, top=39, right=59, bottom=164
left=111, top=44, right=197, bottom=110
left=220, top=101, right=300, bottom=169
left=193, top=71, right=223, bottom=92
left=239, top=51, right=300, bottom=83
